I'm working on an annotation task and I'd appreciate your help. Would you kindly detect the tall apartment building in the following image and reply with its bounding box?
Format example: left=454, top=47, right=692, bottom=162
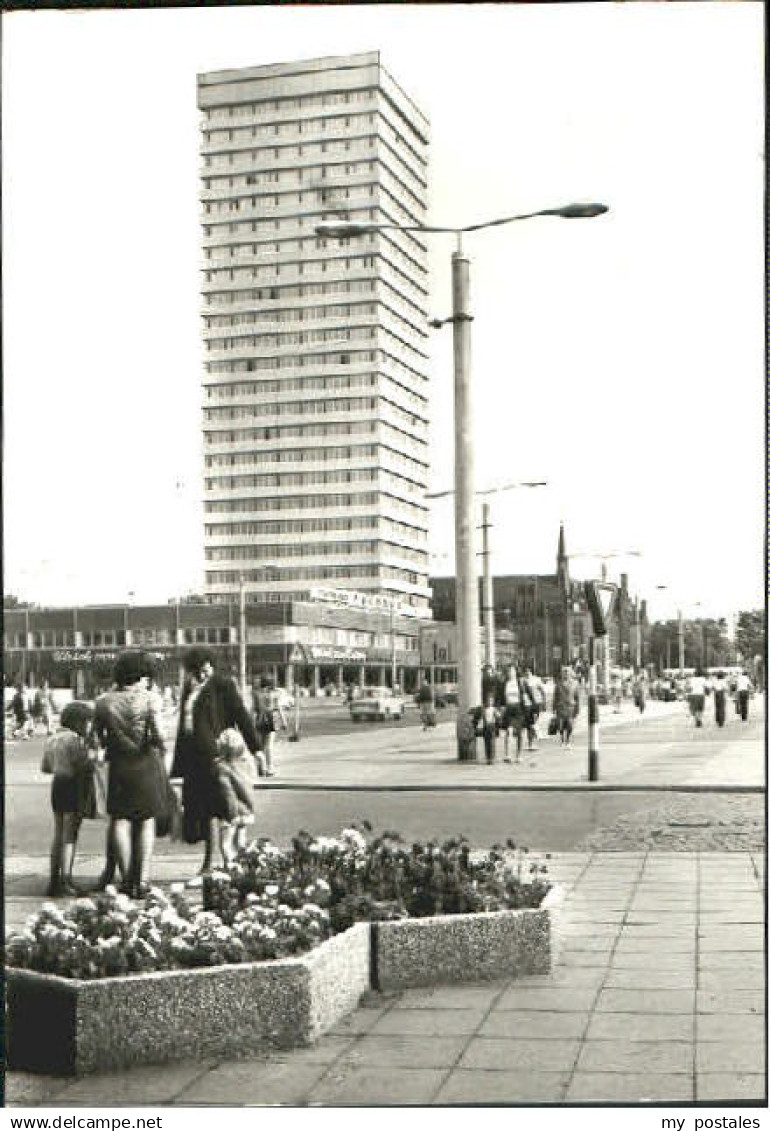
left=198, top=52, right=432, bottom=614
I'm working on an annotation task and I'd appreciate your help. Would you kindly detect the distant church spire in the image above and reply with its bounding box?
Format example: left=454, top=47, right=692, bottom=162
left=557, top=522, right=569, bottom=594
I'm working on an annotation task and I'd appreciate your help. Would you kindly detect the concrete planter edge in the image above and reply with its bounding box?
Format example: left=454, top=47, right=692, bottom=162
left=372, top=885, right=560, bottom=991
left=6, top=920, right=371, bottom=1076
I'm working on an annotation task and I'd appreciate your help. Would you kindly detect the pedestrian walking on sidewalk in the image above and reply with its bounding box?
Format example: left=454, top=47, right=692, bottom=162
left=686, top=668, right=708, bottom=728
left=41, top=701, right=95, bottom=896
left=521, top=667, right=544, bottom=750
left=502, top=666, right=535, bottom=764
left=253, top=678, right=286, bottom=777
left=473, top=694, right=502, bottom=764
left=711, top=670, right=728, bottom=727
left=10, top=684, right=33, bottom=740
left=633, top=671, right=647, bottom=714
left=734, top=670, right=753, bottom=722
left=553, top=667, right=580, bottom=749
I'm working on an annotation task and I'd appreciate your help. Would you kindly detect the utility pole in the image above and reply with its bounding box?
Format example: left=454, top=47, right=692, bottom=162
left=238, top=573, right=247, bottom=701
left=481, top=502, right=495, bottom=669
left=390, top=600, right=397, bottom=690
left=451, top=240, right=481, bottom=759
left=678, top=608, right=684, bottom=673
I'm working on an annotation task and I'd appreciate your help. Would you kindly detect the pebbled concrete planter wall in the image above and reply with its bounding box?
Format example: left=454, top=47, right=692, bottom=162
left=6, top=922, right=370, bottom=1076
left=373, top=889, right=561, bottom=992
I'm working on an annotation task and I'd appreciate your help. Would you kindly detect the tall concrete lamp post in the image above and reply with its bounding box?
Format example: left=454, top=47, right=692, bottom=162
left=317, top=202, right=608, bottom=759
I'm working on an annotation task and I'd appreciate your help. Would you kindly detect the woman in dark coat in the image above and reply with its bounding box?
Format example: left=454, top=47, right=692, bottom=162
left=171, top=647, right=260, bottom=880
left=92, top=652, right=166, bottom=898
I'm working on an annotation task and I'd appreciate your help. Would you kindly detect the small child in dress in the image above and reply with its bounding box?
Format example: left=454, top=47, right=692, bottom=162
left=214, top=727, right=258, bottom=866
left=41, top=701, right=95, bottom=896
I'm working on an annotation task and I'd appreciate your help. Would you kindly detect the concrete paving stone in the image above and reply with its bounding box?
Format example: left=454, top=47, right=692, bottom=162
left=394, top=983, right=504, bottom=1010
left=697, top=1014, right=767, bottom=1043
left=698, top=932, right=763, bottom=951
left=495, top=986, right=598, bottom=1012
left=613, top=935, right=695, bottom=954
left=308, top=1066, right=447, bottom=1106
left=577, top=1039, right=693, bottom=1075
left=434, top=1069, right=569, bottom=1104
left=696, top=989, right=765, bottom=1015
left=560, top=911, right=626, bottom=923
left=560, top=921, right=621, bottom=935
left=698, top=969, right=765, bottom=991
left=459, top=1036, right=580, bottom=1073
left=619, top=923, right=696, bottom=938
left=696, top=1074, right=766, bottom=1103
left=265, top=1036, right=360, bottom=1066
left=557, top=951, right=611, bottom=970
left=586, top=1013, right=694, bottom=1042
left=596, top=988, right=695, bottom=1014
left=333, top=1034, right=467, bottom=1069
left=603, top=967, right=695, bottom=990
left=328, top=1007, right=393, bottom=1037
left=368, top=1007, right=487, bottom=1037
left=630, top=898, right=698, bottom=909
left=4, top=1072, right=74, bottom=1107
left=565, top=1072, right=694, bottom=1103
left=50, top=1061, right=221, bottom=1106
left=699, top=910, right=764, bottom=923
left=608, top=950, right=695, bottom=970
left=531, top=967, right=607, bottom=988
left=698, top=951, right=765, bottom=972
left=696, top=1042, right=765, bottom=1074
left=480, top=1010, right=590, bottom=1040
left=176, top=1059, right=331, bottom=1106
left=555, top=934, right=616, bottom=952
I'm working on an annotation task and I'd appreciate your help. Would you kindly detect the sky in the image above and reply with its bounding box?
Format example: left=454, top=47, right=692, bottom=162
left=2, top=2, right=765, bottom=623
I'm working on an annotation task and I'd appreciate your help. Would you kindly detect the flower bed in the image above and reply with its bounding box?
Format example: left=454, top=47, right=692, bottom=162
left=6, top=826, right=553, bottom=1074
left=204, top=826, right=551, bottom=932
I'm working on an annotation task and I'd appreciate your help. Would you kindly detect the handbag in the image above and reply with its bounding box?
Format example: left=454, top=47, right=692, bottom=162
left=547, top=715, right=559, bottom=736
left=80, top=759, right=109, bottom=820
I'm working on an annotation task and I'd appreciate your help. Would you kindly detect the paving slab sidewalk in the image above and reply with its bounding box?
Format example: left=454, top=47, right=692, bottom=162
left=6, top=851, right=765, bottom=1108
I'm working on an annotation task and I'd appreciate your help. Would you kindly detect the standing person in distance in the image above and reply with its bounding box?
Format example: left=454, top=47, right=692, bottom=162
left=633, top=670, right=647, bottom=714
left=253, top=678, right=287, bottom=778
left=502, top=666, right=531, bottom=765
left=553, top=667, right=580, bottom=750
left=734, top=669, right=753, bottom=722
left=711, top=670, right=728, bottom=728
left=172, top=648, right=260, bottom=881
left=520, top=667, right=543, bottom=751
left=685, top=668, right=708, bottom=728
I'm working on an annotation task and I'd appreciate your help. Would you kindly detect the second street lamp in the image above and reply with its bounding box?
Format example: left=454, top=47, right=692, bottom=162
left=317, top=202, right=608, bottom=759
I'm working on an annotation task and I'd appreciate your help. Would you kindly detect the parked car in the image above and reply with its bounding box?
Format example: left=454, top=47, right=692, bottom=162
left=349, top=688, right=406, bottom=722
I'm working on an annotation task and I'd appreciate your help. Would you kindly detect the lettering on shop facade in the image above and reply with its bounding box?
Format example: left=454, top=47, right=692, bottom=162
left=308, top=646, right=367, bottom=663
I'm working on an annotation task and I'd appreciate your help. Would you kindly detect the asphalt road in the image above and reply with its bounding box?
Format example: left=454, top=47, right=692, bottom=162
left=5, top=701, right=763, bottom=863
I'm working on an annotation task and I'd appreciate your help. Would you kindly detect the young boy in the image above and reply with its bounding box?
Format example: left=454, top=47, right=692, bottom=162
left=41, top=701, right=95, bottom=896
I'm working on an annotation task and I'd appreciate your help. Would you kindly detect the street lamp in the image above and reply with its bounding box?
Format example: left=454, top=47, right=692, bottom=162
left=318, top=204, right=608, bottom=759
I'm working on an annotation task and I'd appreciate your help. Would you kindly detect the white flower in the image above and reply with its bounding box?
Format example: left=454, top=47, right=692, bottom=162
left=170, top=882, right=185, bottom=895
left=264, top=884, right=280, bottom=897
left=74, top=898, right=98, bottom=913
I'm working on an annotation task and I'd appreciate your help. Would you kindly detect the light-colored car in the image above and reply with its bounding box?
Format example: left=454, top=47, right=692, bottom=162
left=349, top=688, right=406, bottom=722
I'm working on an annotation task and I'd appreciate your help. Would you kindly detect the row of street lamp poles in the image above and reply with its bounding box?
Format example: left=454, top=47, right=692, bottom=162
left=318, top=203, right=608, bottom=757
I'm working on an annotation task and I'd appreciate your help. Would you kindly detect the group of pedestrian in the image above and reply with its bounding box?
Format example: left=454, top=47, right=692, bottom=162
left=8, top=681, right=55, bottom=740
left=40, top=647, right=290, bottom=897
left=472, top=664, right=550, bottom=765
left=686, top=668, right=754, bottom=729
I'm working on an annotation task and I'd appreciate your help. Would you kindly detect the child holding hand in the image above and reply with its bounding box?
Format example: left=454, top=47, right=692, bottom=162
left=214, top=727, right=258, bottom=866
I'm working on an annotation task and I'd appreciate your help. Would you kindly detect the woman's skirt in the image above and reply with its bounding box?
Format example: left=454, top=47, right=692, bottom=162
left=689, top=693, right=706, bottom=717
left=107, top=750, right=167, bottom=821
